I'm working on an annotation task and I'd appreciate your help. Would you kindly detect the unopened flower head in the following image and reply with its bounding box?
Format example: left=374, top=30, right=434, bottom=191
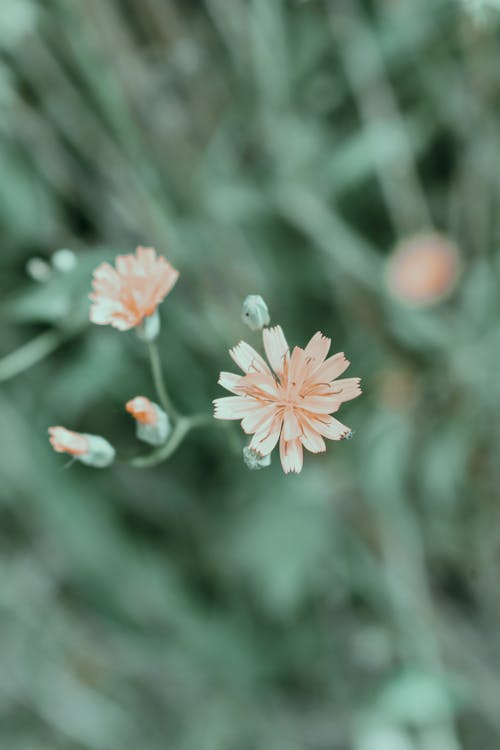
left=214, top=325, right=361, bottom=474
left=242, top=294, right=270, bottom=331
left=89, top=246, right=179, bottom=333
left=386, top=233, right=461, bottom=307
left=51, top=248, right=77, bottom=273
left=126, top=396, right=170, bottom=446
left=26, top=256, right=52, bottom=283
left=243, top=445, right=271, bottom=470
left=48, top=426, right=115, bottom=468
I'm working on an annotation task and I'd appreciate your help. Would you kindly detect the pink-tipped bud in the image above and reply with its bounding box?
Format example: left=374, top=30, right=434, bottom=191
left=126, top=397, right=158, bottom=425
left=126, top=396, right=170, bottom=446
left=48, top=427, right=115, bottom=468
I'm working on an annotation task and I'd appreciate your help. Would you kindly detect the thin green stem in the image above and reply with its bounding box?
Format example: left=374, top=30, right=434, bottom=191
left=147, top=339, right=178, bottom=418
left=128, top=412, right=213, bottom=468
left=0, top=329, right=71, bottom=384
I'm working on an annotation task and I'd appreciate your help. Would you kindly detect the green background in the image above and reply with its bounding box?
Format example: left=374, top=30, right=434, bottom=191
left=1, top=0, right=499, bottom=748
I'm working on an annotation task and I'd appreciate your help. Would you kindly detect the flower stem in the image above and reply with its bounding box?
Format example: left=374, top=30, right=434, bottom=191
left=147, top=339, right=178, bottom=419
left=128, top=412, right=212, bottom=468
left=0, top=329, right=71, bottom=384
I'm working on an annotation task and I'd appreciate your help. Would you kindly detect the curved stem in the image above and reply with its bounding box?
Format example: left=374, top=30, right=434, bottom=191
left=147, top=340, right=178, bottom=418
left=0, top=329, right=71, bottom=384
left=128, top=412, right=213, bottom=468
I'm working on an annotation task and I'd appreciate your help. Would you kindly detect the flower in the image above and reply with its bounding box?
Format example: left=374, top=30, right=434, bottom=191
left=385, top=233, right=461, bottom=307
left=241, top=294, right=271, bottom=331
left=213, top=326, right=361, bottom=474
left=126, top=396, right=170, bottom=446
left=48, top=427, right=115, bottom=467
left=89, top=246, right=179, bottom=331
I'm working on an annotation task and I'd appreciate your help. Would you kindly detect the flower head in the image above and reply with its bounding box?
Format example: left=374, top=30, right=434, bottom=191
left=89, top=246, right=179, bottom=331
left=213, top=326, right=361, bottom=474
left=48, top=427, right=115, bottom=467
left=386, top=233, right=460, bottom=307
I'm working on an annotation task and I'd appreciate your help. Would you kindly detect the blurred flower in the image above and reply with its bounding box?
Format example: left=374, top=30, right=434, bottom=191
left=126, top=396, right=170, bottom=446
left=26, top=256, right=52, bottom=283
left=89, top=246, right=179, bottom=334
left=48, top=427, right=115, bottom=467
left=385, top=233, right=461, bottom=307
left=51, top=248, right=77, bottom=273
left=243, top=445, right=272, bottom=470
left=214, top=325, right=361, bottom=474
left=241, top=294, right=270, bottom=331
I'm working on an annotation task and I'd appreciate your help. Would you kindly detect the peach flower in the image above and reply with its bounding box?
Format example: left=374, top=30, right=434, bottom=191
left=386, top=233, right=460, bottom=307
left=213, top=326, right=361, bottom=474
left=89, top=246, right=179, bottom=330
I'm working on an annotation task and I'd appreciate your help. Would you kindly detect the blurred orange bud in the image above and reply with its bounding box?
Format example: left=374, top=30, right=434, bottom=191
left=126, top=396, right=158, bottom=426
left=48, top=426, right=115, bottom=467
left=385, top=233, right=461, bottom=307
left=126, top=396, right=170, bottom=446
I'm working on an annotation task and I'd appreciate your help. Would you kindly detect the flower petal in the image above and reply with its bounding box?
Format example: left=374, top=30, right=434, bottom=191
left=249, top=416, right=282, bottom=455
left=229, top=341, right=270, bottom=375
left=300, top=420, right=326, bottom=453
left=241, top=404, right=277, bottom=434
left=288, top=346, right=309, bottom=391
left=283, top=409, right=302, bottom=440
left=304, top=331, right=331, bottom=366
left=300, top=395, right=343, bottom=414
left=310, top=415, right=351, bottom=440
left=218, top=371, right=245, bottom=394
left=314, top=352, right=350, bottom=383
left=263, top=325, right=289, bottom=377
left=330, top=377, right=362, bottom=402
left=279, top=433, right=303, bottom=474
left=213, top=396, right=261, bottom=420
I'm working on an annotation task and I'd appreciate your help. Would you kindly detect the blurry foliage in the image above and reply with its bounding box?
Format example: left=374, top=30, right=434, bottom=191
left=1, top=0, right=500, bottom=748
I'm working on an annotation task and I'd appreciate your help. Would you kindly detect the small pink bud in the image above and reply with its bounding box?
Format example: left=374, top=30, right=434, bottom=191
left=126, top=396, right=170, bottom=446
left=48, top=427, right=115, bottom=468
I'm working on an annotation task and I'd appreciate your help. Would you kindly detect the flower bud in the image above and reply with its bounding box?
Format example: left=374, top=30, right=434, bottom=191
left=126, top=396, right=170, bottom=446
left=48, top=427, right=115, bottom=468
left=26, top=257, right=52, bottom=283
left=243, top=445, right=271, bottom=470
left=241, top=295, right=270, bottom=331
left=135, top=310, right=160, bottom=341
left=51, top=248, right=77, bottom=273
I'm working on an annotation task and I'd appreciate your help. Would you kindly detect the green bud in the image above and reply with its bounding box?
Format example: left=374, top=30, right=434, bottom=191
left=79, top=435, right=116, bottom=468
left=243, top=446, right=271, bottom=470
left=241, top=295, right=270, bottom=331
